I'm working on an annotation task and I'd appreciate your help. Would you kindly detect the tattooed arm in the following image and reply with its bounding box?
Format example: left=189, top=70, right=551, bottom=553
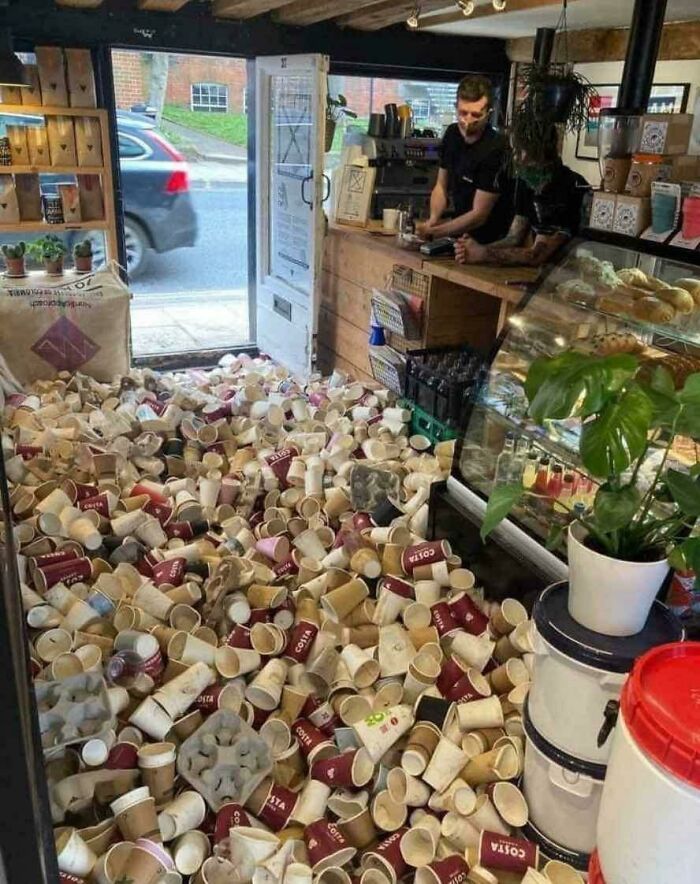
left=456, top=229, right=569, bottom=267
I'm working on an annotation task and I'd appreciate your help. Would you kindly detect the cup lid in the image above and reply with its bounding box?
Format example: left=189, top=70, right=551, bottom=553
left=621, top=641, right=700, bottom=789
left=533, top=582, right=683, bottom=674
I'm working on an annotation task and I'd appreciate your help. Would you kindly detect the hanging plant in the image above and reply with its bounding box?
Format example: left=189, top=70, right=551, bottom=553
left=517, top=63, right=596, bottom=133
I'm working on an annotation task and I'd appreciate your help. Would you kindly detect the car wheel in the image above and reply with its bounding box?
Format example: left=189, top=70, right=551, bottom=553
left=123, top=218, right=150, bottom=280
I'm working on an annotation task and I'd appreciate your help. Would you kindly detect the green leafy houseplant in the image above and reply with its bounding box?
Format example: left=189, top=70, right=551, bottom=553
left=28, top=234, right=67, bottom=275
left=480, top=350, right=700, bottom=581
left=325, top=92, right=357, bottom=152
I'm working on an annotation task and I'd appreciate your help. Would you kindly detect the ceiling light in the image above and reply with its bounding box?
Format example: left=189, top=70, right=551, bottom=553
left=0, top=30, right=29, bottom=89
left=492, top=0, right=507, bottom=10
left=456, top=0, right=475, bottom=15
left=406, top=6, right=421, bottom=29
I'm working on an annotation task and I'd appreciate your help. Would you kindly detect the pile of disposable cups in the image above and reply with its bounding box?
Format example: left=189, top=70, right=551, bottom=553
left=0, top=355, right=586, bottom=884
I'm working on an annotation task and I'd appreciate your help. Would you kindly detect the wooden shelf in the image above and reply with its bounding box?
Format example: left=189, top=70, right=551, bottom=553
left=0, top=220, right=107, bottom=233
left=0, top=104, right=105, bottom=119
left=0, top=165, right=106, bottom=175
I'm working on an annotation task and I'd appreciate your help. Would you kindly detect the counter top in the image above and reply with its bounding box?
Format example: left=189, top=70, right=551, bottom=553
left=328, top=221, right=540, bottom=304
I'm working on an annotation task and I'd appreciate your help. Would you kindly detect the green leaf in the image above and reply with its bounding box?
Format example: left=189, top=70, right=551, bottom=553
left=677, top=537, right=700, bottom=574
left=666, top=469, right=700, bottom=517
left=651, top=365, right=676, bottom=396
left=480, top=484, right=524, bottom=541
left=679, top=372, right=700, bottom=406
left=593, top=484, right=642, bottom=532
left=641, top=366, right=681, bottom=429
left=580, top=384, right=652, bottom=478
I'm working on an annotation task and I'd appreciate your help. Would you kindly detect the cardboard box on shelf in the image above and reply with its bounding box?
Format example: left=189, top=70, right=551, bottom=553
left=589, top=191, right=617, bottom=231
left=58, top=183, right=82, bottom=224
left=35, top=46, right=69, bottom=108
left=65, top=49, right=97, bottom=109
left=638, top=114, right=694, bottom=155
left=0, top=175, right=20, bottom=224
left=20, top=65, right=43, bottom=107
left=668, top=155, right=700, bottom=182
left=75, top=116, right=103, bottom=167
left=47, top=116, right=77, bottom=167
left=613, top=195, right=652, bottom=237
left=15, top=174, right=43, bottom=221
left=78, top=174, right=104, bottom=221
left=26, top=127, right=50, bottom=166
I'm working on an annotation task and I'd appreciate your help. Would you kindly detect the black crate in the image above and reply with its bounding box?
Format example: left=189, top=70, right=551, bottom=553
left=403, top=344, right=486, bottom=427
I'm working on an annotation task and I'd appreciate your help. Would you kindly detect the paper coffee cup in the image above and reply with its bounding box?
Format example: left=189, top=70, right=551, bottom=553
left=138, top=742, right=177, bottom=806
left=158, top=790, right=207, bottom=841
left=422, top=736, right=469, bottom=793
left=55, top=827, right=97, bottom=877
left=111, top=790, right=161, bottom=842
left=117, top=838, right=174, bottom=884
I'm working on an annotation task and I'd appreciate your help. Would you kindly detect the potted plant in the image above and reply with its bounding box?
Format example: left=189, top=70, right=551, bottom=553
left=516, top=63, right=596, bottom=131
left=326, top=92, right=357, bottom=153
left=2, top=241, right=26, bottom=277
left=28, top=234, right=67, bottom=276
left=73, top=238, right=93, bottom=274
left=481, top=350, right=700, bottom=636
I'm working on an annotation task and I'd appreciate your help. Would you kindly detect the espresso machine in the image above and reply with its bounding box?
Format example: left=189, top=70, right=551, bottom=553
left=363, top=104, right=442, bottom=221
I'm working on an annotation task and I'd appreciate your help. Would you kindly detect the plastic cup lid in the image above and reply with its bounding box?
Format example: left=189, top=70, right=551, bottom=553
left=622, top=641, right=700, bottom=789
left=534, top=582, right=683, bottom=674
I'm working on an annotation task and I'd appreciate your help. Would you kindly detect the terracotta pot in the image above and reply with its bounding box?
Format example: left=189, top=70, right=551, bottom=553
left=44, top=257, right=64, bottom=276
left=75, top=255, right=93, bottom=274
left=4, top=256, right=25, bottom=276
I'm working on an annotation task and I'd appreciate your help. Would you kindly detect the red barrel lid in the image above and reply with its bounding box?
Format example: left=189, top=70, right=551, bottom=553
left=589, top=851, right=606, bottom=883
left=621, top=642, right=700, bottom=790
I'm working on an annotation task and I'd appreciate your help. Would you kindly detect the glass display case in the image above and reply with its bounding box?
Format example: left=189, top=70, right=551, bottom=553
left=454, top=232, right=700, bottom=556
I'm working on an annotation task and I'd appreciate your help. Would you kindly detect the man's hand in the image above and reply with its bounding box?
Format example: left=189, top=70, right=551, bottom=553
left=415, top=220, right=436, bottom=239
left=454, top=236, right=487, bottom=264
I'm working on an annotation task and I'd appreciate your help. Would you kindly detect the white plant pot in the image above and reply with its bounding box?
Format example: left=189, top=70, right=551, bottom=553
left=567, top=522, right=669, bottom=637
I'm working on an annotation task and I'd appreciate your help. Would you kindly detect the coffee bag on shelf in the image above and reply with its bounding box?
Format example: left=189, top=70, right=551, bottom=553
left=75, top=116, right=103, bottom=168
left=27, top=127, right=51, bottom=166
left=15, top=174, right=43, bottom=221
left=77, top=174, right=104, bottom=221
left=58, top=183, right=82, bottom=224
left=20, top=65, right=43, bottom=106
left=66, top=49, right=97, bottom=109
left=47, top=116, right=77, bottom=167
left=36, top=46, right=69, bottom=107
left=0, top=175, right=21, bottom=224
left=7, top=125, right=29, bottom=165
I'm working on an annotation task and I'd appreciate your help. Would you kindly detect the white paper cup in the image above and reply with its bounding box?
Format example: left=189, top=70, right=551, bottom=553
left=422, top=737, right=469, bottom=793
left=158, top=790, right=207, bottom=841
left=173, top=829, right=211, bottom=875
left=55, top=827, right=98, bottom=877
left=456, top=696, right=504, bottom=731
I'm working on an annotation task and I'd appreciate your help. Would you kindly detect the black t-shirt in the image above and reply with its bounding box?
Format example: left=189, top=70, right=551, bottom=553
left=439, top=123, right=511, bottom=244
left=513, top=164, right=589, bottom=237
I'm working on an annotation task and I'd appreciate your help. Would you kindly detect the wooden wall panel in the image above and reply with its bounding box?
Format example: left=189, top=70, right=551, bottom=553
left=318, top=307, right=372, bottom=377
left=320, top=271, right=372, bottom=332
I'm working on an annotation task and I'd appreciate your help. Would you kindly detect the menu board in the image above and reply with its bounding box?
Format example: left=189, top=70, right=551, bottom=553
left=336, top=165, right=376, bottom=227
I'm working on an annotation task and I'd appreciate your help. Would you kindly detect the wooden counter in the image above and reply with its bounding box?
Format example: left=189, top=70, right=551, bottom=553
left=319, top=223, right=540, bottom=382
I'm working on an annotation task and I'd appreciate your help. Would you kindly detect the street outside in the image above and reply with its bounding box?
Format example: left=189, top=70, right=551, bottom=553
left=130, top=154, right=251, bottom=357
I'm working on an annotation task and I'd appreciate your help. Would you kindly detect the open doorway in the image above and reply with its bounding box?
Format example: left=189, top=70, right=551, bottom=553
left=110, top=49, right=251, bottom=358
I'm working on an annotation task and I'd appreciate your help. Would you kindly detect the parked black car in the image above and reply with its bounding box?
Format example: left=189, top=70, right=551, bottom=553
left=0, top=110, right=198, bottom=278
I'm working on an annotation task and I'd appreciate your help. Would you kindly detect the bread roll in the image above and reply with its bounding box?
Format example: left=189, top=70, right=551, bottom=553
left=597, top=294, right=635, bottom=317
left=614, top=283, right=650, bottom=301
left=644, top=276, right=672, bottom=293
left=655, top=286, right=695, bottom=315
left=632, top=296, right=675, bottom=324
left=617, top=268, right=650, bottom=288
left=674, top=278, right=700, bottom=306
left=590, top=333, right=644, bottom=356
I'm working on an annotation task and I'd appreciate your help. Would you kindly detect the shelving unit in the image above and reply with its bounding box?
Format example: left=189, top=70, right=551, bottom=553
left=0, top=102, right=117, bottom=264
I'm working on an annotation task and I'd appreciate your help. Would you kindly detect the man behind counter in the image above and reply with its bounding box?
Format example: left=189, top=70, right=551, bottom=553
left=416, top=75, right=511, bottom=243
left=455, top=128, right=589, bottom=267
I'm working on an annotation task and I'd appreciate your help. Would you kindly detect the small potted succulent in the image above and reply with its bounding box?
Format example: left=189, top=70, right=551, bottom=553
left=28, top=234, right=67, bottom=276
left=73, top=239, right=93, bottom=274
left=2, top=241, right=26, bottom=277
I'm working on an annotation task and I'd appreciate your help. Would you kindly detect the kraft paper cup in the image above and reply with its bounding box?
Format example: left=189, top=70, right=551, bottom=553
left=381, top=544, right=404, bottom=577
left=521, top=871, right=550, bottom=884
left=341, top=644, right=380, bottom=689
left=456, top=696, right=504, bottom=732
left=488, top=781, right=529, bottom=829
left=400, top=823, right=439, bottom=868
left=91, top=840, right=133, bottom=884
left=285, top=862, right=314, bottom=884
left=245, top=658, right=288, bottom=710
left=111, top=790, right=161, bottom=842
left=55, top=827, right=97, bottom=877
left=153, top=661, right=215, bottom=719
left=401, top=722, right=440, bottom=777
left=450, top=632, right=495, bottom=673
left=138, top=742, right=177, bottom=807
left=489, top=658, right=530, bottom=695
left=36, top=628, right=73, bottom=663
left=414, top=856, right=470, bottom=884
left=228, top=827, right=280, bottom=880
left=251, top=622, right=286, bottom=656
left=402, top=650, right=441, bottom=704
left=158, top=790, right=206, bottom=841
left=413, top=581, right=441, bottom=607
left=491, top=599, right=528, bottom=636
left=168, top=632, right=215, bottom=667
left=542, top=860, right=585, bottom=883
left=387, top=768, right=431, bottom=808
left=422, top=737, right=469, bottom=793
left=371, top=790, right=408, bottom=832
left=440, top=812, right=480, bottom=851
left=462, top=744, right=519, bottom=788
left=337, top=806, right=378, bottom=850
left=118, top=838, right=174, bottom=884
left=448, top=568, right=475, bottom=592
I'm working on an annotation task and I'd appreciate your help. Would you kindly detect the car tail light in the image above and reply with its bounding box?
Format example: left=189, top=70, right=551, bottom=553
left=148, top=130, right=186, bottom=162
left=165, top=169, right=189, bottom=194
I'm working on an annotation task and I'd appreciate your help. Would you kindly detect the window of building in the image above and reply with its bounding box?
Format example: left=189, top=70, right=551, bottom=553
left=408, top=98, right=430, bottom=122
left=191, top=83, right=229, bottom=113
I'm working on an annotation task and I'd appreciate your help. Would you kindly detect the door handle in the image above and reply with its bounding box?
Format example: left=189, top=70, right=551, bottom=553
left=322, top=174, right=331, bottom=204
left=301, top=174, right=313, bottom=210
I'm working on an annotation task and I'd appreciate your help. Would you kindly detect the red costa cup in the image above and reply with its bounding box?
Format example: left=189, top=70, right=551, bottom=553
left=283, top=621, right=319, bottom=663
left=478, top=831, right=538, bottom=874
left=353, top=512, right=373, bottom=531
left=37, top=557, right=92, bottom=591
left=29, top=549, right=79, bottom=575
left=79, top=493, right=111, bottom=518
left=16, top=444, right=42, bottom=460
left=308, top=701, right=339, bottom=736
left=152, top=557, right=186, bottom=588
left=106, top=742, right=139, bottom=770
left=436, top=656, right=467, bottom=696
left=446, top=671, right=489, bottom=702
left=381, top=576, right=414, bottom=599
left=226, top=625, right=252, bottom=649
left=165, top=521, right=195, bottom=541
left=214, top=802, right=250, bottom=843
left=73, top=483, right=99, bottom=502
left=431, top=601, right=460, bottom=638
left=292, top=718, right=333, bottom=760
left=401, top=540, right=450, bottom=574
left=142, top=648, right=164, bottom=680
left=367, top=828, right=408, bottom=881
left=422, top=855, right=470, bottom=884
left=258, top=783, right=298, bottom=831
left=195, top=684, right=240, bottom=714
left=145, top=499, right=173, bottom=526
left=265, top=447, right=298, bottom=484
left=304, top=819, right=354, bottom=871
left=310, top=749, right=368, bottom=787
left=252, top=706, right=271, bottom=729
left=136, top=551, right=159, bottom=579
left=131, top=482, right=167, bottom=504
left=449, top=593, right=490, bottom=635
left=60, top=875, right=86, bottom=884
left=274, top=555, right=299, bottom=578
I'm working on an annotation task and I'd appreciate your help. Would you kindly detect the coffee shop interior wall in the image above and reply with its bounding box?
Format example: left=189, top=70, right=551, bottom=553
left=562, top=58, right=700, bottom=182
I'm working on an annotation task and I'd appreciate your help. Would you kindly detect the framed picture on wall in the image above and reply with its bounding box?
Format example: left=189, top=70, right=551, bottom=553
left=576, top=83, right=691, bottom=161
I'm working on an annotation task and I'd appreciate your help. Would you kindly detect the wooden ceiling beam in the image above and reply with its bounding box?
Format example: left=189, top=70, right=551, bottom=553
left=137, top=0, right=193, bottom=10
left=420, top=0, right=577, bottom=29
left=276, top=0, right=388, bottom=27
left=212, top=0, right=297, bottom=19
left=55, top=0, right=105, bottom=7
left=338, top=0, right=454, bottom=32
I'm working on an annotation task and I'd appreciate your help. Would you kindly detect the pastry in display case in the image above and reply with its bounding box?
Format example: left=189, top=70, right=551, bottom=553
left=454, top=232, right=700, bottom=555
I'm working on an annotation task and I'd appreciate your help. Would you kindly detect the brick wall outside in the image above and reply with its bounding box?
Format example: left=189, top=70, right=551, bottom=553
left=112, top=49, right=247, bottom=113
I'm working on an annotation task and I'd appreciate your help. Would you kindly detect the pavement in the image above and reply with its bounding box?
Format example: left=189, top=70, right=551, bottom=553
left=130, top=182, right=251, bottom=356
